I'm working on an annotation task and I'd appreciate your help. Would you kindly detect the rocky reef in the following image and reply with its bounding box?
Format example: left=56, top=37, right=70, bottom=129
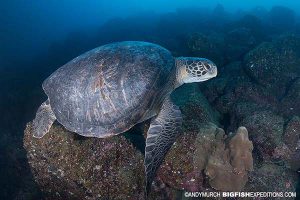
left=243, top=35, right=300, bottom=98
left=24, top=121, right=254, bottom=199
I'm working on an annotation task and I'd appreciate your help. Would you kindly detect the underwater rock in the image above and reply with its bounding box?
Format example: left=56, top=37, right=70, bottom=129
left=200, top=62, right=250, bottom=113
left=241, top=111, right=284, bottom=161
left=223, top=14, right=265, bottom=62
left=284, top=116, right=300, bottom=153
left=24, top=122, right=150, bottom=200
left=25, top=120, right=254, bottom=198
left=200, top=61, right=278, bottom=128
left=172, top=83, right=221, bottom=130
left=245, top=163, right=298, bottom=193
left=234, top=14, right=263, bottom=36
left=156, top=128, right=205, bottom=192
left=232, top=83, right=279, bottom=114
left=224, top=27, right=256, bottom=61
left=243, top=35, right=300, bottom=98
left=274, top=116, right=300, bottom=171
left=186, top=32, right=225, bottom=67
left=281, top=79, right=300, bottom=117
left=158, top=124, right=254, bottom=192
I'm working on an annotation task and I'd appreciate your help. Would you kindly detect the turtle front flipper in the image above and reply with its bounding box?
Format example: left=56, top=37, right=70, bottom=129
left=144, top=96, right=182, bottom=195
left=33, top=99, right=56, bottom=138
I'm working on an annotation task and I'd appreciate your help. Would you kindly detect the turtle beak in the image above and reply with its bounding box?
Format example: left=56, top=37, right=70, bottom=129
left=202, top=60, right=217, bottom=78
left=209, top=65, right=218, bottom=77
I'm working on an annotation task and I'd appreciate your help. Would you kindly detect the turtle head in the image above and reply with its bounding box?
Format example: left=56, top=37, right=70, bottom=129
left=175, top=57, right=217, bottom=87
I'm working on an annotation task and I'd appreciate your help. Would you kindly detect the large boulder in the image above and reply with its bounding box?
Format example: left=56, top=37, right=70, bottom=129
left=240, top=111, right=284, bottom=161
left=24, top=122, right=149, bottom=200
left=274, top=116, right=300, bottom=171
left=245, top=163, right=298, bottom=193
left=172, top=83, right=221, bottom=130
left=243, top=35, right=300, bottom=98
left=224, top=14, right=265, bottom=61
left=280, top=79, right=300, bottom=117
left=224, top=27, right=256, bottom=61
left=185, top=33, right=226, bottom=67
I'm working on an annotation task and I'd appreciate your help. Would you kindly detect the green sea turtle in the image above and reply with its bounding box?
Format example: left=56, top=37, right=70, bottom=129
left=33, top=41, right=217, bottom=194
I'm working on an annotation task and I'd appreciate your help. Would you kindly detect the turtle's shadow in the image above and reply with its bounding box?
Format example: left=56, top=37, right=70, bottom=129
left=123, top=121, right=149, bottom=155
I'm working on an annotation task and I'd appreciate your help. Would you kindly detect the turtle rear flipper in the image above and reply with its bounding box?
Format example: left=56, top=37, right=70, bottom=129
left=144, top=96, right=182, bottom=195
left=33, top=99, right=56, bottom=138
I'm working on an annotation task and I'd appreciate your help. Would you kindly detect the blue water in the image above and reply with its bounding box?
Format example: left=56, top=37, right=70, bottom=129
left=1, top=0, right=300, bottom=199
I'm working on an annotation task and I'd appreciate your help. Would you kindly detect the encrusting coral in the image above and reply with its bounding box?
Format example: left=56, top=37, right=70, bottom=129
left=204, top=126, right=253, bottom=191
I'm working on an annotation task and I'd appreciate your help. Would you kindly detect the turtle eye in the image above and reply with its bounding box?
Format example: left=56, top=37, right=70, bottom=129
left=204, top=63, right=211, bottom=70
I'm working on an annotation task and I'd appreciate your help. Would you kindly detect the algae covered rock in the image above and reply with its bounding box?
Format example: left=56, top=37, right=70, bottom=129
left=24, top=122, right=147, bottom=200
left=224, top=27, right=257, bottom=61
left=241, top=111, right=284, bottom=161
left=243, top=35, right=300, bottom=97
left=274, top=116, right=300, bottom=171
left=284, top=116, right=300, bottom=154
left=24, top=120, right=254, bottom=198
left=245, top=163, right=298, bottom=193
left=186, top=33, right=225, bottom=66
left=172, top=83, right=221, bottom=129
left=281, top=79, right=300, bottom=116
